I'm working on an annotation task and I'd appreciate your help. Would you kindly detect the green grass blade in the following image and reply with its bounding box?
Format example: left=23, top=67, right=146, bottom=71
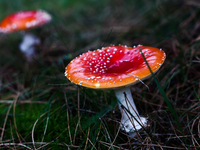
left=139, top=48, right=183, bottom=134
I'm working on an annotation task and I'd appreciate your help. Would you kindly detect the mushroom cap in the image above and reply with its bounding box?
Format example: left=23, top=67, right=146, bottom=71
left=65, top=45, right=166, bottom=89
left=0, top=10, right=51, bottom=33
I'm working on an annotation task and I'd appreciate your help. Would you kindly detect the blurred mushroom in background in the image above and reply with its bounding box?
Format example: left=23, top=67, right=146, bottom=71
left=0, top=10, right=52, bottom=61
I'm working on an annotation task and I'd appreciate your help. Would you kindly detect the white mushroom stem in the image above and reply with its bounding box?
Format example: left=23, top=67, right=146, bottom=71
left=114, top=86, right=147, bottom=137
left=19, top=32, right=40, bottom=61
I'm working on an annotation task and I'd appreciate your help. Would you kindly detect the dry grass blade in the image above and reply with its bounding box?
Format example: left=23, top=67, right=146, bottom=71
left=133, top=143, right=190, bottom=149
left=191, top=116, right=200, bottom=147
left=0, top=100, right=48, bottom=104
left=166, top=113, right=187, bottom=149
left=1, top=0, right=200, bottom=149
left=98, top=140, right=129, bottom=150
left=64, top=91, right=72, bottom=144
left=108, top=120, right=121, bottom=150
left=84, top=126, right=90, bottom=150
left=9, top=118, right=15, bottom=149
left=0, top=92, right=20, bottom=142
left=32, top=111, right=49, bottom=149
left=13, top=92, right=26, bottom=143
left=91, top=122, right=102, bottom=150
left=73, top=87, right=81, bottom=144
left=36, top=127, right=80, bottom=150
left=0, top=142, right=32, bottom=149
left=0, top=101, right=13, bottom=142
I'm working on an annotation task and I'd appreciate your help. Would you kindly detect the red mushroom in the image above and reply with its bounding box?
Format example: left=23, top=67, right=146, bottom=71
left=65, top=45, right=166, bottom=136
left=0, top=10, right=51, bottom=33
left=0, top=10, right=52, bottom=61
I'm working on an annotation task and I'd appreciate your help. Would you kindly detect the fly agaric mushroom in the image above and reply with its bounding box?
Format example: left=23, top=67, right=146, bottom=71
left=65, top=45, right=166, bottom=136
left=0, top=10, right=51, bottom=61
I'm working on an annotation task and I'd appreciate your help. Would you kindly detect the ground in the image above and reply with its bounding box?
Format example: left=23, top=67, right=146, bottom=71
left=0, top=0, right=200, bottom=149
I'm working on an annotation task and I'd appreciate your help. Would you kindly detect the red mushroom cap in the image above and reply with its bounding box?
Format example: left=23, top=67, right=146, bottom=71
left=65, top=45, right=166, bottom=89
left=0, top=10, right=51, bottom=33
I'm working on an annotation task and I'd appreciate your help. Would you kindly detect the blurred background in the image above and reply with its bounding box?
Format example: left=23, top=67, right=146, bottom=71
left=0, top=0, right=200, bottom=149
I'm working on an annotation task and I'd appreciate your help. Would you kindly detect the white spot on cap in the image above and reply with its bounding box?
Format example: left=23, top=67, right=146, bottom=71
left=79, top=81, right=83, bottom=85
left=95, top=83, right=100, bottom=88
left=12, top=24, right=17, bottom=29
left=90, top=76, right=95, bottom=79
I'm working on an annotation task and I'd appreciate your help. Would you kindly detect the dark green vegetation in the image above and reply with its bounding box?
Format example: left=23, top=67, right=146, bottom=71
left=0, top=0, right=200, bottom=149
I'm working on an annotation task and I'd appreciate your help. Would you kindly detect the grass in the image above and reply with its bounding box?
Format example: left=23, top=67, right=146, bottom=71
left=0, top=0, right=200, bottom=149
